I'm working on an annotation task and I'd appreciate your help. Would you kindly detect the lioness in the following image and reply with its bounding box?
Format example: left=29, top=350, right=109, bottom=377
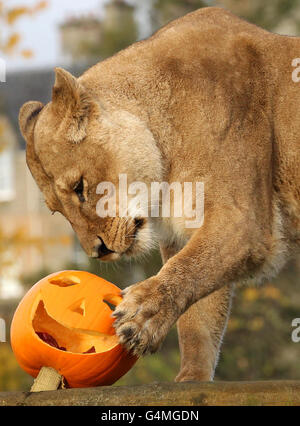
left=19, top=7, right=300, bottom=382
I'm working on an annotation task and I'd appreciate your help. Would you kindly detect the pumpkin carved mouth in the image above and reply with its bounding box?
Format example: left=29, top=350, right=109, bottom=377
left=33, top=300, right=119, bottom=354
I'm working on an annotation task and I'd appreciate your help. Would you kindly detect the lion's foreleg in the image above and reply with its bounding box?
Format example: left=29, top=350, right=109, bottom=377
left=160, top=243, right=234, bottom=382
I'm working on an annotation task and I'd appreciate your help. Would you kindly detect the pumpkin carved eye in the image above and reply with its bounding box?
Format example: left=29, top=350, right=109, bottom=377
left=49, top=275, right=81, bottom=287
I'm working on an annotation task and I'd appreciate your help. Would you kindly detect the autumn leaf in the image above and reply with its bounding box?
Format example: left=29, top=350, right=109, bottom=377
left=21, top=49, right=33, bottom=59
left=243, top=287, right=259, bottom=302
left=33, top=1, right=48, bottom=13
left=261, top=286, right=281, bottom=300
left=4, top=33, right=21, bottom=52
left=6, top=7, right=29, bottom=25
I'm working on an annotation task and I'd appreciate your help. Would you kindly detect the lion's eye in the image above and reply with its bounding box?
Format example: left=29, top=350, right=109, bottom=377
left=73, top=177, right=85, bottom=202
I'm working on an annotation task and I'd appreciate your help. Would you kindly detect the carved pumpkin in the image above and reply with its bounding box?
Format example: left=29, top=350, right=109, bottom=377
left=11, top=271, right=137, bottom=388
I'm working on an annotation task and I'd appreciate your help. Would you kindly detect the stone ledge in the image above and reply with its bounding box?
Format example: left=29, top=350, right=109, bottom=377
left=1, top=380, right=300, bottom=406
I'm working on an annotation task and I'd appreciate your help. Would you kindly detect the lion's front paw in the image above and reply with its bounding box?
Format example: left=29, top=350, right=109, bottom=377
left=112, top=278, right=178, bottom=356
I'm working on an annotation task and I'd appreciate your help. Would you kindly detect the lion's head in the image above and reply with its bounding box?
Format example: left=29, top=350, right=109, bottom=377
left=19, top=68, right=163, bottom=261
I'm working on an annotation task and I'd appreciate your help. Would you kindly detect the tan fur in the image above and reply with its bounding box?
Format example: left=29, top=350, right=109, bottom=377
left=19, top=7, right=300, bottom=381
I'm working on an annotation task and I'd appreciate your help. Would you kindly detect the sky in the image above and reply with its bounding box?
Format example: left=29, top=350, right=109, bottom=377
left=4, top=0, right=153, bottom=71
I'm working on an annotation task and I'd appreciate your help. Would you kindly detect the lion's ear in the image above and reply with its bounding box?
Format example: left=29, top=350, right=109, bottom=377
left=52, top=67, right=92, bottom=144
left=19, top=101, right=44, bottom=140
left=52, top=67, right=79, bottom=109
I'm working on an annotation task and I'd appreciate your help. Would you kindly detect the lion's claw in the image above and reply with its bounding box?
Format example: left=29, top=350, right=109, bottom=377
left=112, top=279, right=177, bottom=356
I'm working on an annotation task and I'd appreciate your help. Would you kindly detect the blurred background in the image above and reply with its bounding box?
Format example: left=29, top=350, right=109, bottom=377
left=0, top=0, right=300, bottom=391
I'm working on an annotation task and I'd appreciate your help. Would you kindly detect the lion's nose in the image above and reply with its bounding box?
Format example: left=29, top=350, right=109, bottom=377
left=92, top=237, right=115, bottom=259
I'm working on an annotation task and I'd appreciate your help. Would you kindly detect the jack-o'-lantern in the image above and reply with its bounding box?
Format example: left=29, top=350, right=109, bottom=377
left=10, top=271, right=137, bottom=388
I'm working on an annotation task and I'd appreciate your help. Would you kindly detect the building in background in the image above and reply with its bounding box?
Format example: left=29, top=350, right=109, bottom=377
left=104, top=0, right=136, bottom=32
left=59, top=0, right=137, bottom=63
left=0, top=0, right=143, bottom=300
left=0, top=114, right=21, bottom=299
left=0, top=66, right=88, bottom=299
left=60, top=16, right=103, bottom=64
left=0, top=115, right=15, bottom=204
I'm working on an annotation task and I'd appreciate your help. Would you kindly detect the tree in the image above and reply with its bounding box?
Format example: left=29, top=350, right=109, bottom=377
left=215, top=0, right=300, bottom=33
left=153, top=0, right=207, bottom=30
left=98, top=1, right=138, bottom=59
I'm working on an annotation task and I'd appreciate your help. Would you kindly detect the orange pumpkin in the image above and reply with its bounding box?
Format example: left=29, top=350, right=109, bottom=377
left=10, top=270, right=137, bottom=388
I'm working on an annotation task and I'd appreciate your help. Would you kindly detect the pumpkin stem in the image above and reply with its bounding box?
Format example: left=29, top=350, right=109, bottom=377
left=30, top=367, right=63, bottom=392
